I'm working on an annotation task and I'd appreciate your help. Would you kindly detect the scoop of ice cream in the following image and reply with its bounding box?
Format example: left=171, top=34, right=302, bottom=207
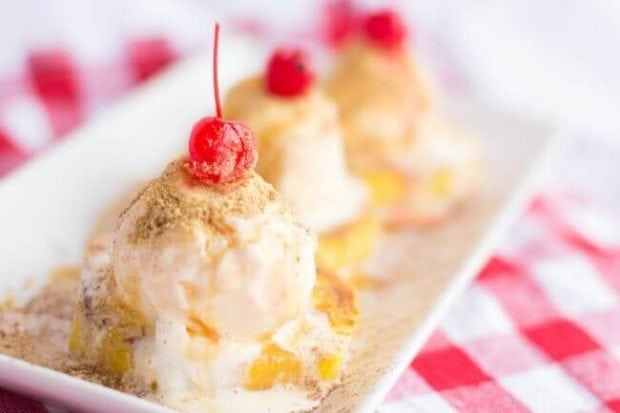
left=112, top=159, right=316, bottom=341
left=326, top=41, right=481, bottom=225
left=224, top=77, right=367, bottom=233
left=325, top=42, right=433, bottom=171
left=71, top=160, right=358, bottom=412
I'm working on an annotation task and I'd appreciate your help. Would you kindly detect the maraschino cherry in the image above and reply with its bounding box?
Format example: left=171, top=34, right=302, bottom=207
left=266, top=48, right=315, bottom=97
left=187, top=23, right=257, bottom=185
left=362, top=9, right=407, bottom=50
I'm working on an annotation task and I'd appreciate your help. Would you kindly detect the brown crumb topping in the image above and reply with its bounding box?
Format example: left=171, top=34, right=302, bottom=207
left=122, top=158, right=280, bottom=243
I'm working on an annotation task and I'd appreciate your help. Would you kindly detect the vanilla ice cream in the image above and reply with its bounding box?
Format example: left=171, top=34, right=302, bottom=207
left=326, top=42, right=433, bottom=172
left=326, top=42, right=480, bottom=224
left=70, top=159, right=358, bottom=413
left=224, top=77, right=367, bottom=234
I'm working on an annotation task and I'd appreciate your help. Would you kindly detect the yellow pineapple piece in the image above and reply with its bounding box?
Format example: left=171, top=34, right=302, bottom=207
left=426, top=168, right=453, bottom=197
left=362, top=169, right=407, bottom=205
left=69, top=270, right=146, bottom=377
left=246, top=343, right=302, bottom=390
left=68, top=311, right=85, bottom=354
left=317, top=355, right=342, bottom=381
left=316, top=216, right=380, bottom=273
left=69, top=313, right=133, bottom=376
left=100, top=328, right=133, bottom=374
left=312, top=271, right=359, bottom=335
left=70, top=298, right=145, bottom=376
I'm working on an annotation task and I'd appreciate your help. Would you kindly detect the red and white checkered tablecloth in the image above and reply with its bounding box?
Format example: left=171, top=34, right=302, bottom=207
left=381, top=194, right=620, bottom=413
left=2, top=7, right=620, bottom=413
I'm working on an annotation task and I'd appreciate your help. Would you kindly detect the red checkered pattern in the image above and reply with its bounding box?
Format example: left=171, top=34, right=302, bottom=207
left=381, top=195, right=620, bottom=413
left=0, top=37, right=178, bottom=176
left=1, top=29, right=620, bottom=413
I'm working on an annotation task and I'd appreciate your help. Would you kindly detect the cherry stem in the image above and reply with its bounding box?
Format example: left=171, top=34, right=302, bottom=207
left=213, top=22, right=222, bottom=118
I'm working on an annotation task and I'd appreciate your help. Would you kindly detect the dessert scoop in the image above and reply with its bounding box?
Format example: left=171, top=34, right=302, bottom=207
left=326, top=9, right=481, bottom=226
left=224, top=47, right=383, bottom=279
left=224, top=48, right=369, bottom=235
left=69, top=24, right=358, bottom=413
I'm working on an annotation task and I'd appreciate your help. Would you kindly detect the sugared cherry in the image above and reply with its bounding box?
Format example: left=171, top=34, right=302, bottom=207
left=186, top=22, right=257, bottom=185
left=362, top=9, right=407, bottom=50
left=266, top=48, right=315, bottom=97
left=187, top=117, right=257, bottom=184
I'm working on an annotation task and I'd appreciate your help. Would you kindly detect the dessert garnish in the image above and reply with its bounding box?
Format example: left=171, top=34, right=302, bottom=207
left=187, top=23, right=257, bottom=185
left=265, top=48, right=314, bottom=97
left=362, top=9, right=407, bottom=51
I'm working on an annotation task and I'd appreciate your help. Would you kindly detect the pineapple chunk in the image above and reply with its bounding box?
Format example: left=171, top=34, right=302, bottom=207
left=99, top=328, right=133, bottom=374
left=426, top=168, right=453, bottom=197
left=68, top=311, right=85, bottom=354
left=246, top=343, right=302, bottom=390
left=69, top=271, right=146, bottom=377
left=312, top=271, right=359, bottom=335
left=317, top=355, right=342, bottom=381
left=69, top=309, right=140, bottom=376
left=362, top=169, right=407, bottom=205
left=316, top=216, right=380, bottom=273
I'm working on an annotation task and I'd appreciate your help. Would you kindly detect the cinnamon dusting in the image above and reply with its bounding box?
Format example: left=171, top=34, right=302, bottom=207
left=0, top=267, right=148, bottom=396
left=123, top=159, right=279, bottom=243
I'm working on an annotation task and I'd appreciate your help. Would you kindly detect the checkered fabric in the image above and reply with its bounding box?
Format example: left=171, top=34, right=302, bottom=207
left=1, top=20, right=620, bottom=413
left=381, top=194, right=620, bottom=413
left=0, top=37, right=178, bottom=176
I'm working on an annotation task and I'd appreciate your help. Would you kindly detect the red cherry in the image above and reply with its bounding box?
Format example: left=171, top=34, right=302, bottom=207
left=187, top=117, right=257, bottom=185
left=186, top=23, right=258, bottom=185
left=362, top=10, right=407, bottom=50
left=322, top=0, right=361, bottom=48
left=266, top=48, right=315, bottom=97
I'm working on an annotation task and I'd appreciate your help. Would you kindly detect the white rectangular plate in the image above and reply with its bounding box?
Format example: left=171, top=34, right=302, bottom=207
left=0, top=35, right=557, bottom=413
